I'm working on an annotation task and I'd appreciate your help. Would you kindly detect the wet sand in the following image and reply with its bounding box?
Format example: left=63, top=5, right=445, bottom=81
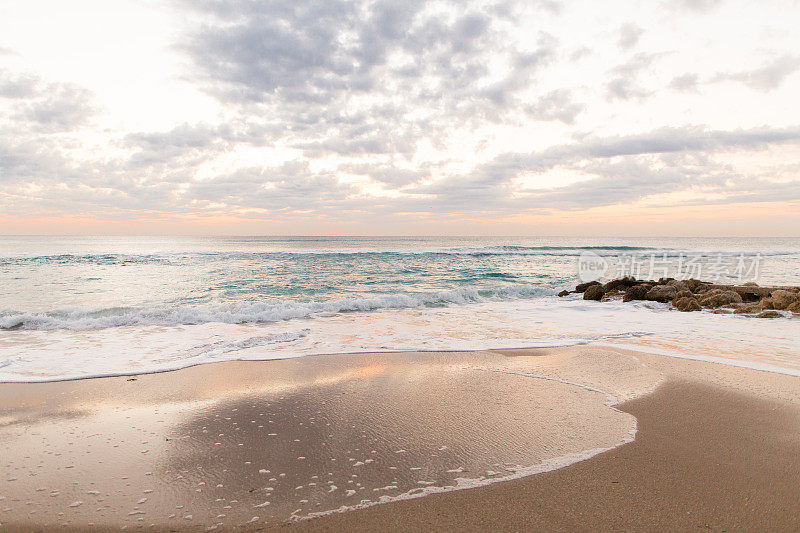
left=1, top=347, right=799, bottom=530
left=290, top=374, right=800, bottom=532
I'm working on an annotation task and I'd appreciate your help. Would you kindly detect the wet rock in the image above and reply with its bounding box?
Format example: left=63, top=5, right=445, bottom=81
left=756, top=310, right=783, bottom=319
left=557, top=290, right=570, bottom=297
left=583, top=284, right=607, bottom=301
left=575, top=281, right=601, bottom=293
left=770, top=289, right=798, bottom=310
left=644, top=285, right=678, bottom=303
left=733, top=303, right=762, bottom=314
left=698, top=289, right=742, bottom=308
left=601, top=290, right=624, bottom=302
left=623, top=284, right=650, bottom=302
left=759, top=297, right=774, bottom=310
left=787, top=301, right=800, bottom=314
left=673, top=296, right=701, bottom=312
left=666, top=280, right=689, bottom=292
left=603, top=277, right=636, bottom=292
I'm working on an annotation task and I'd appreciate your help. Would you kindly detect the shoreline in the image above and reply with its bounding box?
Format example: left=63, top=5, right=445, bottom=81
left=1, top=346, right=799, bottom=530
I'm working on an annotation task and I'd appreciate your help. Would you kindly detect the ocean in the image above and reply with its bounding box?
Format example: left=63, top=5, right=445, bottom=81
left=2, top=236, right=800, bottom=382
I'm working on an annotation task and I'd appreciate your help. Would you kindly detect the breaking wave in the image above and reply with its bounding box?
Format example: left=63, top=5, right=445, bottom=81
left=1, top=285, right=553, bottom=331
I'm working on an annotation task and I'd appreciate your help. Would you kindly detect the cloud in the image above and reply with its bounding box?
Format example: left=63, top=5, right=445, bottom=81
left=0, top=70, right=39, bottom=98
left=714, top=54, right=800, bottom=92
left=667, top=0, right=722, bottom=12
left=179, top=0, right=562, bottom=159
left=0, top=69, right=96, bottom=132
left=17, top=84, right=95, bottom=131
left=409, top=125, right=800, bottom=212
left=524, top=89, right=584, bottom=124
left=669, top=73, right=699, bottom=92
left=617, top=24, right=644, bottom=50
left=605, top=53, right=662, bottom=101
left=3, top=0, right=800, bottom=230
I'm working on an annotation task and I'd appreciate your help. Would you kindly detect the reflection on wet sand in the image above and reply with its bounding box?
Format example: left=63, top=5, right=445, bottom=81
left=0, top=348, right=659, bottom=529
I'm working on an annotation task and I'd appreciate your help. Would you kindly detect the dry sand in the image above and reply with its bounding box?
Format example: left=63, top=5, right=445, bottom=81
left=1, top=347, right=799, bottom=531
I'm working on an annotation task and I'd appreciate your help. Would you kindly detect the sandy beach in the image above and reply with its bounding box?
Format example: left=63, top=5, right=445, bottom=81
left=1, top=347, right=799, bottom=531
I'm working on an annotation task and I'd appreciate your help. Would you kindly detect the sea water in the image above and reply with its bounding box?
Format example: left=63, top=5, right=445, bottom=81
left=1, top=236, right=799, bottom=381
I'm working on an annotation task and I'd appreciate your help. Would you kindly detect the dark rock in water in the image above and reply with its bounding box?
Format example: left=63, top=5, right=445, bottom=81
left=601, top=290, right=624, bottom=302
left=623, top=284, right=650, bottom=302
left=557, top=290, right=570, bottom=297
left=733, top=303, right=761, bottom=314
left=583, top=284, right=606, bottom=301
left=742, top=282, right=759, bottom=287
left=770, top=289, right=798, bottom=310
left=698, top=289, right=742, bottom=308
left=603, top=277, right=636, bottom=292
left=580, top=277, right=800, bottom=318
left=644, top=285, right=678, bottom=303
left=673, top=296, right=701, bottom=312
left=575, top=281, right=601, bottom=293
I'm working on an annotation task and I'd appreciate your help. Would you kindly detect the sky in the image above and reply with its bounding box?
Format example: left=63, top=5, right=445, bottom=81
left=1, top=0, right=799, bottom=236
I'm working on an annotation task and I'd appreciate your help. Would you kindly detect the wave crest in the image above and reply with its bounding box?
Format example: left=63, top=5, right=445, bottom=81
left=1, top=285, right=552, bottom=331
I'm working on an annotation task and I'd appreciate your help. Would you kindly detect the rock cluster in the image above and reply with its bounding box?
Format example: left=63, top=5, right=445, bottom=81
left=560, top=277, right=800, bottom=318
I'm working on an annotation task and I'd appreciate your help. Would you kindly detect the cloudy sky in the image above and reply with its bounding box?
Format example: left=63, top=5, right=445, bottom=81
left=1, top=0, right=799, bottom=236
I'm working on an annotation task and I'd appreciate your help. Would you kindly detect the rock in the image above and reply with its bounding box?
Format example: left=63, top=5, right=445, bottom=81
left=583, top=284, right=607, bottom=301
left=575, top=281, right=601, bottom=293
left=557, top=290, right=570, bottom=297
left=698, top=289, right=742, bottom=308
left=601, top=290, right=625, bottom=302
left=685, top=279, right=707, bottom=292
left=673, top=296, right=701, bottom=312
left=733, top=303, right=761, bottom=314
left=623, top=284, right=650, bottom=302
left=733, top=287, right=765, bottom=302
left=759, top=297, right=774, bottom=310
left=770, top=289, right=798, bottom=310
left=603, top=277, right=636, bottom=292
left=787, top=301, right=800, bottom=314
left=644, top=285, right=678, bottom=303
left=666, top=280, right=689, bottom=292
left=756, top=310, right=783, bottom=319
left=742, top=282, right=758, bottom=287
left=674, top=290, right=693, bottom=300
left=712, top=309, right=733, bottom=314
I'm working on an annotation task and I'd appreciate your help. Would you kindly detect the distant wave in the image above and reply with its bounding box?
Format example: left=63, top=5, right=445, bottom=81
left=2, top=246, right=797, bottom=265
left=0, top=285, right=553, bottom=331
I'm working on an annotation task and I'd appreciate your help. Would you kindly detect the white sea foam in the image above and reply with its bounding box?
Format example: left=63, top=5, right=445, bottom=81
left=0, top=285, right=552, bottom=331
left=2, top=295, right=799, bottom=383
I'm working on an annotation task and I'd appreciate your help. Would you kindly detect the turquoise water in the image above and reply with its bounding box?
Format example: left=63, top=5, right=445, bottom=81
left=1, top=236, right=799, bottom=381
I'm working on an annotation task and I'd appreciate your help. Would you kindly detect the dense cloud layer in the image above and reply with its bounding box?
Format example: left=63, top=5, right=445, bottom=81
left=0, top=0, right=799, bottom=231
